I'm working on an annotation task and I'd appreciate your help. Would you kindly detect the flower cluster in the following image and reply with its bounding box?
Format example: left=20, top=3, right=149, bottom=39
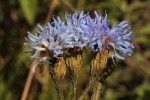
left=24, top=11, right=134, bottom=70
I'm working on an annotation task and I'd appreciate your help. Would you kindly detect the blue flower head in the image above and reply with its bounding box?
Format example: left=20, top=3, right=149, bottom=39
left=25, top=19, right=75, bottom=58
left=25, top=11, right=134, bottom=72
left=24, top=12, right=88, bottom=72
left=82, top=11, right=134, bottom=60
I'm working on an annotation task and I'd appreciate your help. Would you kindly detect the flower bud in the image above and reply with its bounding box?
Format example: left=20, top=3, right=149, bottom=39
left=49, top=57, right=66, bottom=81
left=91, top=47, right=109, bottom=77
left=65, top=48, right=82, bottom=76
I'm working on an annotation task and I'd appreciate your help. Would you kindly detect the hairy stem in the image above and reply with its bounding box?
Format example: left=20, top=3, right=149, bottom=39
left=71, top=74, right=78, bottom=100
left=49, top=65, right=64, bottom=100
left=78, top=78, right=97, bottom=100
left=55, top=80, right=64, bottom=100
left=91, top=83, right=102, bottom=100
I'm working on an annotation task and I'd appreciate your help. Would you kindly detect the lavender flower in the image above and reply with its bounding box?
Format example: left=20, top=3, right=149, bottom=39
left=64, top=11, right=90, bottom=49
left=82, top=11, right=134, bottom=60
left=107, top=20, right=134, bottom=60
left=24, top=11, right=134, bottom=72
left=25, top=17, right=74, bottom=59
left=24, top=12, right=88, bottom=72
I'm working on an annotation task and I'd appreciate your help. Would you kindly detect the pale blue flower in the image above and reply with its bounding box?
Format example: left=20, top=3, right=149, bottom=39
left=107, top=20, right=134, bottom=60
left=25, top=11, right=134, bottom=72
left=25, top=12, right=88, bottom=59
left=83, top=11, right=134, bottom=60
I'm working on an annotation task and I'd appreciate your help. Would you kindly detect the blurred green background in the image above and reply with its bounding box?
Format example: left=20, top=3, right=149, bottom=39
left=0, top=0, right=150, bottom=100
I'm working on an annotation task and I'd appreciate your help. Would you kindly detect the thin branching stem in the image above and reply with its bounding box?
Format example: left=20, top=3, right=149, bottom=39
left=55, top=80, right=64, bottom=100
left=78, top=79, right=96, bottom=100
left=78, top=82, right=93, bottom=100
left=71, top=74, right=78, bottom=100
left=78, top=74, right=102, bottom=100
left=49, top=64, right=64, bottom=100
left=91, top=83, right=102, bottom=100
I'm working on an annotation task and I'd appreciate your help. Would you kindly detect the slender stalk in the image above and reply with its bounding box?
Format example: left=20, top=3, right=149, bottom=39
left=21, top=1, right=56, bottom=99
left=71, top=74, right=78, bottom=100
left=49, top=65, right=64, bottom=100
left=21, top=62, right=34, bottom=100
left=21, top=56, right=40, bottom=100
left=91, top=83, right=102, bottom=100
left=78, top=74, right=102, bottom=100
left=49, top=75, right=64, bottom=100
left=78, top=83, right=93, bottom=100
left=78, top=78, right=97, bottom=100
left=55, top=80, right=64, bottom=100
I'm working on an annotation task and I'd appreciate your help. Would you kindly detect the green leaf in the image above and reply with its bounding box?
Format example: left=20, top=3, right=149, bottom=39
left=19, top=0, right=38, bottom=25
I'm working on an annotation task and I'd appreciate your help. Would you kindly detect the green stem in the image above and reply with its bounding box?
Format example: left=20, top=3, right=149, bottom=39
left=55, top=80, right=64, bottom=100
left=78, top=83, right=93, bottom=100
left=72, top=74, right=78, bottom=100
left=91, top=83, right=102, bottom=100
left=78, top=74, right=102, bottom=100
left=49, top=65, right=64, bottom=100
left=78, top=79, right=97, bottom=100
